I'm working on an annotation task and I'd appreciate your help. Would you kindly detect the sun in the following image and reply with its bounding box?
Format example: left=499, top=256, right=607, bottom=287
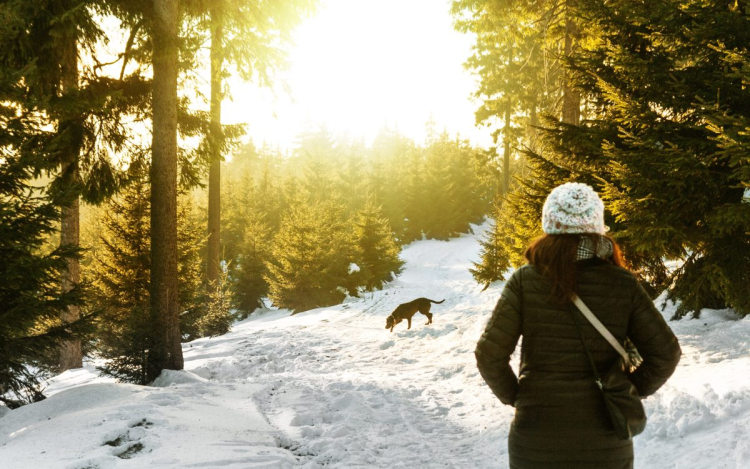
left=221, top=0, right=491, bottom=151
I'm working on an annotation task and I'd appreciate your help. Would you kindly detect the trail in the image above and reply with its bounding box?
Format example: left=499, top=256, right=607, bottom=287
left=182, top=226, right=508, bottom=468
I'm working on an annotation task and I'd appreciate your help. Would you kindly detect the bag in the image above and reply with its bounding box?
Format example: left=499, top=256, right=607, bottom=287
left=570, top=295, right=647, bottom=440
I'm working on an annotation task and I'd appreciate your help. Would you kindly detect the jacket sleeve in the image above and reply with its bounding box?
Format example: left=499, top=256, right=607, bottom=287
left=627, top=282, right=681, bottom=397
left=475, top=269, right=522, bottom=406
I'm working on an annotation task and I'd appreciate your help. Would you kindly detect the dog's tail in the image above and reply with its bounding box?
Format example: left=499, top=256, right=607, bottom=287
left=427, top=299, right=445, bottom=304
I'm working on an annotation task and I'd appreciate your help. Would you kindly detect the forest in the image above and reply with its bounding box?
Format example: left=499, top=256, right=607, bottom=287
left=1, top=0, right=749, bottom=434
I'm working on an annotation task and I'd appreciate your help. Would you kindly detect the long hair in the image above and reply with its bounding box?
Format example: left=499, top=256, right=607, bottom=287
left=524, top=233, right=626, bottom=303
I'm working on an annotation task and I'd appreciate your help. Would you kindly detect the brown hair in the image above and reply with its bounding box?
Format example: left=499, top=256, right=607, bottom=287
left=524, top=233, right=626, bottom=303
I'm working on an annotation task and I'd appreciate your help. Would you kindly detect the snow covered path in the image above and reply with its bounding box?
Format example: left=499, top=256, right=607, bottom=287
left=180, top=231, right=508, bottom=468
left=2, top=224, right=750, bottom=468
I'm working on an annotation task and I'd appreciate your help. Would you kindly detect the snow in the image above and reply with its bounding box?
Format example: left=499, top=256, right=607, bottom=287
left=2, top=222, right=749, bottom=468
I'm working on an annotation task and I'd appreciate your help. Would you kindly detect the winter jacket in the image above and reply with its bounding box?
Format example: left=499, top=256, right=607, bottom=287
left=475, top=259, right=681, bottom=469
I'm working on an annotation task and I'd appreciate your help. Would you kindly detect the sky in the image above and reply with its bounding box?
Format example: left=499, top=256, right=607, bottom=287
left=220, top=0, right=493, bottom=152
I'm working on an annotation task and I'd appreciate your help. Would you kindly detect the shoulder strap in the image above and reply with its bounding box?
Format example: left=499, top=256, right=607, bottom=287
left=571, top=294, right=629, bottom=362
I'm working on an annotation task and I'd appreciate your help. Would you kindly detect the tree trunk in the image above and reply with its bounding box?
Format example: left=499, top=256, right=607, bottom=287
left=207, top=4, right=223, bottom=290
left=562, top=11, right=580, bottom=125
left=59, top=33, right=82, bottom=371
left=502, top=102, right=511, bottom=196
left=502, top=45, right=513, bottom=196
left=150, top=0, right=183, bottom=375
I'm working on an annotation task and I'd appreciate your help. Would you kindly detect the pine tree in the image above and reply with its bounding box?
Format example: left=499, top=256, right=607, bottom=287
left=202, top=0, right=316, bottom=292
left=335, top=141, right=368, bottom=216
left=351, top=200, right=404, bottom=291
left=422, top=135, right=455, bottom=240
left=0, top=125, right=87, bottom=405
left=265, top=198, right=349, bottom=313
left=93, top=177, right=155, bottom=385
left=150, top=0, right=183, bottom=373
left=369, top=128, right=411, bottom=241
left=504, top=0, right=750, bottom=317
left=296, top=127, right=339, bottom=203
left=93, top=175, right=208, bottom=384
left=0, top=0, right=151, bottom=371
left=177, top=194, right=207, bottom=341
left=199, top=268, right=234, bottom=337
left=470, top=208, right=511, bottom=289
left=402, top=146, right=429, bottom=243
left=233, top=212, right=272, bottom=318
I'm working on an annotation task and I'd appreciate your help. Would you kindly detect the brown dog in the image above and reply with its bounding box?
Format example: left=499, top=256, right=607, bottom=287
left=385, top=298, right=444, bottom=332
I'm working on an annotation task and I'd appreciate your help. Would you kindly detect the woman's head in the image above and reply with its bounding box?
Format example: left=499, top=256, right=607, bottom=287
left=542, top=182, right=606, bottom=235
left=526, top=183, right=624, bottom=302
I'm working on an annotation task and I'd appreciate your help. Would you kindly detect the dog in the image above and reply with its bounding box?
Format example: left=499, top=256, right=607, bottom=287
left=385, top=298, right=444, bottom=332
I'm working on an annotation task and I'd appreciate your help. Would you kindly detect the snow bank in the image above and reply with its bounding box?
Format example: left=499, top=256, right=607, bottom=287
left=2, top=222, right=749, bottom=468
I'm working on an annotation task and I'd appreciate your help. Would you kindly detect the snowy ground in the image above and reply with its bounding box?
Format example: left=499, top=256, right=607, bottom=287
left=2, top=223, right=749, bottom=468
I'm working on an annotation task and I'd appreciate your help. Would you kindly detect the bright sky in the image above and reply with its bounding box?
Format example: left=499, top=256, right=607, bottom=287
left=221, top=0, right=492, bottom=152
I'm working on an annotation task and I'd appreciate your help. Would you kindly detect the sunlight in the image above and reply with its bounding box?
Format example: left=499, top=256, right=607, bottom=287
left=222, top=0, right=491, bottom=151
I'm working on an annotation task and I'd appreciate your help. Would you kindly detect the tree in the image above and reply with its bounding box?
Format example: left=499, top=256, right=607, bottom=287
left=0, top=0, right=150, bottom=371
left=0, top=112, right=87, bottom=404
left=351, top=200, right=404, bottom=291
left=484, top=0, right=750, bottom=317
left=452, top=0, right=626, bottom=289
left=176, top=193, right=207, bottom=341
left=265, top=198, right=350, bottom=313
left=203, top=0, right=317, bottom=292
left=233, top=212, right=272, bottom=318
left=93, top=174, right=154, bottom=385
left=565, top=0, right=750, bottom=317
left=369, top=128, right=412, bottom=241
left=92, top=172, right=209, bottom=384
left=199, top=268, right=234, bottom=337
left=150, top=0, right=183, bottom=373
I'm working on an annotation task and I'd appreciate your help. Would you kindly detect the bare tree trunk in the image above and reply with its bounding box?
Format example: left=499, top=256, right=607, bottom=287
left=502, top=46, right=513, bottom=196
left=206, top=4, right=223, bottom=290
left=151, top=0, right=183, bottom=375
left=562, top=11, right=580, bottom=125
left=502, top=103, right=511, bottom=196
left=59, top=33, right=82, bottom=371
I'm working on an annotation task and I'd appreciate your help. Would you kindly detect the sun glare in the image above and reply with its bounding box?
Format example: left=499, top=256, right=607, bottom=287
left=222, top=0, right=490, bottom=151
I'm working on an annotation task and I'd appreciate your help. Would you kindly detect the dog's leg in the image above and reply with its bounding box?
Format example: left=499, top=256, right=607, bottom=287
left=407, top=317, right=412, bottom=329
left=425, top=312, right=433, bottom=325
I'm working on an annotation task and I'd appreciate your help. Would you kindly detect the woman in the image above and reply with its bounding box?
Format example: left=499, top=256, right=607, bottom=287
left=475, top=183, right=681, bottom=469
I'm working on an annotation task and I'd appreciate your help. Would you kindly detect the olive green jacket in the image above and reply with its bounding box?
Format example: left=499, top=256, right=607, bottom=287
left=476, top=260, right=680, bottom=416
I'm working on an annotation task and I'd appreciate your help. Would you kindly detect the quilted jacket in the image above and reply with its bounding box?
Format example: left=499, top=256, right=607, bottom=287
left=475, top=259, right=681, bottom=469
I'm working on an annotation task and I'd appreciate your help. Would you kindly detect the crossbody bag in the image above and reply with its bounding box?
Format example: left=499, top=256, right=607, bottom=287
left=570, top=294, right=647, bottom=440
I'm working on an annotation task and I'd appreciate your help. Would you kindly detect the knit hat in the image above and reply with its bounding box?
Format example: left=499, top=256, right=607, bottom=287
left=542, top=182, right=606, bottom=234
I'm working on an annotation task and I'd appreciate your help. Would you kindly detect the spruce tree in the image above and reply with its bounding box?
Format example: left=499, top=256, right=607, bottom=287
left=200, top=268, right=234, bottom=337
left=562, top=0, right=750, bottom=317
left=92, top=175, right=208, bottom=384
left=336, top=141, right=368, bottom=216
left=402, top=147, right=429, bottom=243
left=351, top=200, right=404, bottom=291
left=93, top=176, right=154, bottom=385
left=176, top=194, right=207, bottom=341
left=0, top=126, right=87, bottom=405
left=422, top=135, right=455, bottom=240
left=0, top=0, right=151, bottom=371
left=201, top=0, right=316, bottom=292
left=265, top=199, right=349, bottom=313
left=486, top=0, right=750, bottom=317
left=233, top=212, right=271, bottom=319
left=369, top=128, right=411, bottom=241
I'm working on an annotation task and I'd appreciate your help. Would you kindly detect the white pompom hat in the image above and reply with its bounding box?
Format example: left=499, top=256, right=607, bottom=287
left=542, top=182, right=607, bottom=234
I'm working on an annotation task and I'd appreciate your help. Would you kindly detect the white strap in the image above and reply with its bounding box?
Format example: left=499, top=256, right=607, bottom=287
left=572, top=295, right=629, bottom=362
